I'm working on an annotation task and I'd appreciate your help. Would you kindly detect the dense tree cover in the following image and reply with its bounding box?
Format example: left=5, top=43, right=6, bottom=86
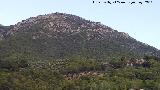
left=0, top=35, right=159, bottom=89
left=63, top=57, right=102, bottom=74
left=0, top=55, right=160, bottom=90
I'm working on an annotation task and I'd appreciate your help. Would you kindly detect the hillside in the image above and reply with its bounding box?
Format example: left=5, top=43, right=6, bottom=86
left=0, top=12, right=160, bottom=90
left=0, top=25, right=10, bottom=40
left=1, top=12, right=159, bottom=60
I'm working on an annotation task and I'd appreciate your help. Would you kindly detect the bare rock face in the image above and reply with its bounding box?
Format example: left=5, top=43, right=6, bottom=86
left=8, top=13, right=130, bottom=41
left=11, top=13, right=113, bottom=31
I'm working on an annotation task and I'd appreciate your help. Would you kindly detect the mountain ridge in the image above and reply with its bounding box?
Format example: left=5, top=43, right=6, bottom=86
left=0, top=12, right=160, bottom=59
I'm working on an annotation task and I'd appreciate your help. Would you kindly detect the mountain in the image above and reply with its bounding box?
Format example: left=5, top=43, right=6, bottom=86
left=1, top=12, right=160, bottom=90
left=0, top=12, right=160, bottom=60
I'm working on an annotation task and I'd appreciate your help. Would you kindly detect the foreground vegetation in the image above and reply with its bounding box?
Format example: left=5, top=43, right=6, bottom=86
left=0, top=55, right=160, bottom=90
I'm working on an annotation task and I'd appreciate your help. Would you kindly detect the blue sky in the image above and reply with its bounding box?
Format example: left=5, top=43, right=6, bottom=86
left=0, top=0, right=160, bottom=49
